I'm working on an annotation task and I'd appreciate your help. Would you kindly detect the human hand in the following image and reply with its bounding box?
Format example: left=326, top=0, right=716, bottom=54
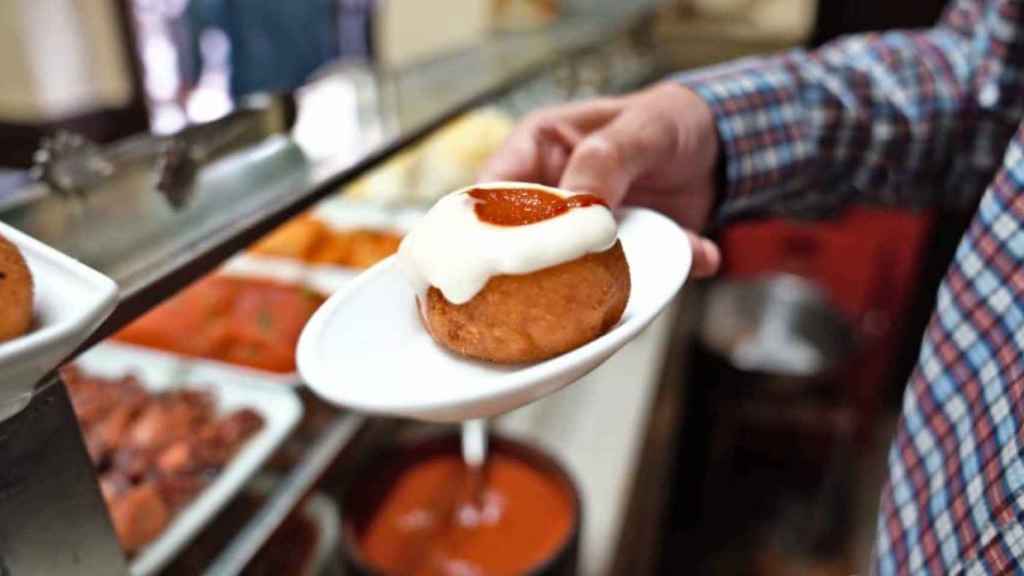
left=480, top=82, right=722, bottom=278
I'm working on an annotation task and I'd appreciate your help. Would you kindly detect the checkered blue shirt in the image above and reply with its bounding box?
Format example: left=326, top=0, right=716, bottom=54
left=682, top=1, right=1024, bottom=573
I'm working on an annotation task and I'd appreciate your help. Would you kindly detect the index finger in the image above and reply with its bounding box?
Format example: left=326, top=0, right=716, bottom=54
left=478, top=99, right=623, bottom=183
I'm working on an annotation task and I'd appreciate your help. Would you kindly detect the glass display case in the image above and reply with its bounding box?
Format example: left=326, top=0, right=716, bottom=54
left=5, top=1, right=910, bottom=572
left=0, top=6, right=687, bottom=575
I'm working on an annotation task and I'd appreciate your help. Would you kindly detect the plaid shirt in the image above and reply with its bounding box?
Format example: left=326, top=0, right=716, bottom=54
left=682, top=1, right=1024, bottom=573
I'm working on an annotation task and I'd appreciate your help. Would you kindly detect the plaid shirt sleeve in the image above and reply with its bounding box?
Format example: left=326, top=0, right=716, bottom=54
left=676, top=2, right=1024, bottom=575
left=679, top=0, right=1024, bottom=223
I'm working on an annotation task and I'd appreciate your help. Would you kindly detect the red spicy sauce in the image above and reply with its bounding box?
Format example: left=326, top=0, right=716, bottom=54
left=468, top=187, right=607, bottom=226
left=354, top=450, right=576, bottom=576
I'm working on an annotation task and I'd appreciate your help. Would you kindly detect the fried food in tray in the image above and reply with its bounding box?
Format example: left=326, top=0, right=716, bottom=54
left=0, top=231, right=33, bottom=342
left=62, top=365, right=264, bottom=554
left=113, top=275, right=324, bottom=374
left=250, top=214, right=402, bottom=270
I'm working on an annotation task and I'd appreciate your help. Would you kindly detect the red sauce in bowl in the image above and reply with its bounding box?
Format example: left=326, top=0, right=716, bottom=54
left=469, top=187, right=607, bottom=227
left=347, top=437, right=578, bottom=576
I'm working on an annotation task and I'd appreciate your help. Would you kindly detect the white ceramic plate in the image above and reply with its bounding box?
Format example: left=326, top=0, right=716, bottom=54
left=0, top=222, right=118, bottom=419
left=72, top=342, right=304, bottom=576
left=297, top=208, right=691, bottom=422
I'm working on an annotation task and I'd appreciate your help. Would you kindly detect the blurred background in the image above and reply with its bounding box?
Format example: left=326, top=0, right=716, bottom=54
left=0, top=1, right=959, bottom=575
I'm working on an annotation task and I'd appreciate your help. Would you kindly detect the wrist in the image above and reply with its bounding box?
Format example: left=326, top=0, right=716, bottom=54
left=680, top=85, right=724, bottom=231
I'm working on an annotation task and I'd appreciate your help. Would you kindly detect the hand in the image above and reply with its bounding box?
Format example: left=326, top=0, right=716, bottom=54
left=480, top=82, right=722, bottom=278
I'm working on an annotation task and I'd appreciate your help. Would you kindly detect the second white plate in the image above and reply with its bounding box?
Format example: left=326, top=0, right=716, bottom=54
left=297, top=208, right=691, bottom=422
left=0, top=222, right=118, bottom=418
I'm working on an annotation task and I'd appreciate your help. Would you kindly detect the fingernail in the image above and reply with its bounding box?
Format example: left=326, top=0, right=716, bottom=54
left=701, top=239, right=721, bottom=272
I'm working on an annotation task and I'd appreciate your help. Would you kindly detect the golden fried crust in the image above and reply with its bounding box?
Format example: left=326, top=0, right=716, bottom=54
left=0, top=234, right=33, bottom=342
left=421, top=241, right=630, bottom=363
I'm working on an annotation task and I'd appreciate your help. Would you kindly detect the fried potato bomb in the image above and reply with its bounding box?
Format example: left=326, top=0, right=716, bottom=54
left=420, top=240, right=629, bottom=363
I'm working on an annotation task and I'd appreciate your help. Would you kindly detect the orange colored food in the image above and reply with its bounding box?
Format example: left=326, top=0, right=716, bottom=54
left=114, top=276, right=324, bottom=373
left=251, top=215, right=402, bottom=269
left=357, top=453, right=575, bottom=576
left=468, top=186, right=607, bottom=226
left=250, top=216, right=325, bottom=260
left=308, top=228, right=403, bottom=268
left=108, top=484, right=170, bottom=553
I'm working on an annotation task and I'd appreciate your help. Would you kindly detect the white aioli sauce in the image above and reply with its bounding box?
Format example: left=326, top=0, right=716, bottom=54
left=397, top=182, right=618, bottom=304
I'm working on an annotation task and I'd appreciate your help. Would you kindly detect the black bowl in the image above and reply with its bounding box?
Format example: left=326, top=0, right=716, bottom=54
left=339, top=431, right=581, bottom=576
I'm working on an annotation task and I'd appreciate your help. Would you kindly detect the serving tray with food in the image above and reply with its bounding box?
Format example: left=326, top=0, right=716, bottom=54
left=68, top=342, right=303, bottom=576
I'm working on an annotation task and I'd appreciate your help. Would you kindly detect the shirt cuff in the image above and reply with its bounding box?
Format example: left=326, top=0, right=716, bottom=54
left=672, top=55, right=825, bottom=221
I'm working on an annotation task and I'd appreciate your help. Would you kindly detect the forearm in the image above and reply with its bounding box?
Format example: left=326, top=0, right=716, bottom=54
left=680, top=0, right=1023, bottom=222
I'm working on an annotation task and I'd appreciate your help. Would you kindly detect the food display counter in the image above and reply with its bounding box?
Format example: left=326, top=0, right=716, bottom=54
left=0, top=6, right=702, bottom=575
left=497, top=300, right=687, bottom=575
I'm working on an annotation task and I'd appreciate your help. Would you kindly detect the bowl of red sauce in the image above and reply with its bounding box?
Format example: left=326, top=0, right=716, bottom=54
left=341, top=432, right=581, bottom=576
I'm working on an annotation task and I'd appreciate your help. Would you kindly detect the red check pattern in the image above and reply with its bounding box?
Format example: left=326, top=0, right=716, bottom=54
left=680, top=0, right=1024, bottom=573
